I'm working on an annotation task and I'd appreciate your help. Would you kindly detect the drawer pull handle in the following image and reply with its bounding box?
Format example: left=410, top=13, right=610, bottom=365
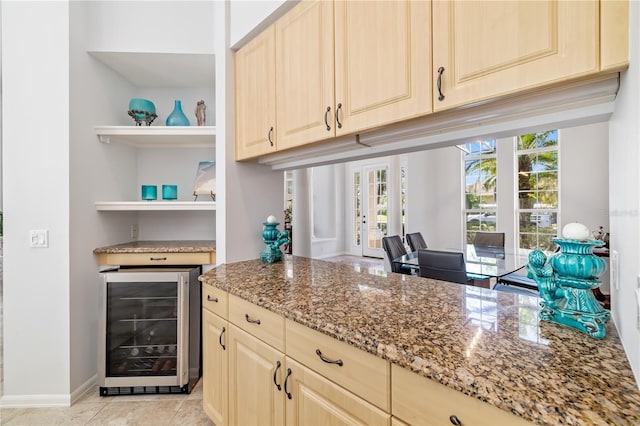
left=207, top=295, right=219, bottom=303
left=284, top=368, right=293, bottom=399
left=273, top=360, right=282, bottom=391
left=436, top=66, right=445, bottom=101
left=150, top=257, right=167, bottom=261
left=268, top=126, right=274, bottom=147
left=449, top=415, right=462, bottom=426
left=315, top=349, right=343, bottom=367
left=324, top=106, right=331, bottom=131
left=245, top=314, right=261, bottom=325
left=219, top=326, right=226, bottom=350
left=335, top=103, right=343, bottom=129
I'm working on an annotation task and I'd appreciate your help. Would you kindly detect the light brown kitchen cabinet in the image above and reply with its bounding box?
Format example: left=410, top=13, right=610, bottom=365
left=431, top=0, right=600, bottom=111
left=228, top=324, right=286, bottom=426
left=202, top=309, right=228, bottom=426
left=274, top=0, right=431, bottom=151
left=333, top=0, right=431, bottom=136
left=285, top=357, right=390, bottom=426
left=275, top=0, right=335, bottom=151
left=235, top=26, right=277, bottom=161
left=391, top=364, right=532, bottom=425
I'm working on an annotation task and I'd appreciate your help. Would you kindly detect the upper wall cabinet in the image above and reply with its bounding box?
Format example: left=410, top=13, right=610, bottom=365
left=235, top=27, right=277, bottom=161
left=273, top=0, right=431, bottom=152
left=431, top=1, right=600, bottom=111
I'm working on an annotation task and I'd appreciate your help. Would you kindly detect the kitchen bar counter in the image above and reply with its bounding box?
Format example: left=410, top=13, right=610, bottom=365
left=200, top=255, right=640, bottom=425
left=94, top=240, right=216, bottom=266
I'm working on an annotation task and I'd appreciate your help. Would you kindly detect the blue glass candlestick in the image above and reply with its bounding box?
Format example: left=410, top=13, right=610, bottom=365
left=141, top=185, right=157, bottom=200
left=527, top=238, right=610, bottom=338
left=162, top=185, right=177, bottom=200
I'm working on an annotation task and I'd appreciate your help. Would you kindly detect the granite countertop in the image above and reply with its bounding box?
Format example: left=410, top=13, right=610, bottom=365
left=199, top=255, right=640, bottom=425
left=93, top=240, right=216, bottom=254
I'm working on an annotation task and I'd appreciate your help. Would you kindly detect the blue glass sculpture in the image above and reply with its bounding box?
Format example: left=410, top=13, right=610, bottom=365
left=260, top=221, right=290, bottom=263
left=527, top=238, right=610, bottom=339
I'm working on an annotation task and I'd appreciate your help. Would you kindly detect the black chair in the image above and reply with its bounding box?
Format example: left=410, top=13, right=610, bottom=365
left=417, top=249, right=469, bottom=285
left=496, top=271, right=539, bottom=290
left=473, top=231, right=505, bottom=249
left=382, top=235, right=411, bottom=275
left=406, top=232, right=427, bottom=252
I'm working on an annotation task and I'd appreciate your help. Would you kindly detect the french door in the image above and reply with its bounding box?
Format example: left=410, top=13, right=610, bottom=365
left=359, top=164, right=389, bottom=258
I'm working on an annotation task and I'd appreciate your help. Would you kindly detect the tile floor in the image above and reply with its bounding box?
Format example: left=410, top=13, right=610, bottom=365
left=0, top=255, right=382, bottom=425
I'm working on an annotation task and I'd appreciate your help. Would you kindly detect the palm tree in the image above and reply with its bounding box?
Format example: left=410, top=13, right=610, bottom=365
left=517, top=131, right=558, bottom=209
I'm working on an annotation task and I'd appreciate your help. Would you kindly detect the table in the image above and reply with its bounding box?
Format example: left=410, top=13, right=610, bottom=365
left=392, top=245, right=529, bottom=281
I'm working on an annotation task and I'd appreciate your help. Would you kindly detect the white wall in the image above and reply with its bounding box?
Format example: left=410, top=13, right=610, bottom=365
left=609, top=0, right=640, bottom=383
left=309, top=164, right=345, bottom=258
left=1, top=1, right=72, bottom=404
left=229, top=0, right=294, bottom=48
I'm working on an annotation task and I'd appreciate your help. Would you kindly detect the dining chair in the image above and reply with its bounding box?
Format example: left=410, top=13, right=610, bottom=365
left=406, top=232, right=427, bottom=252
left=417, top=249, right=469, bottom=285
left=473, top=231, right=505, bottom=249
left=382, top=235, right=412, bottom=275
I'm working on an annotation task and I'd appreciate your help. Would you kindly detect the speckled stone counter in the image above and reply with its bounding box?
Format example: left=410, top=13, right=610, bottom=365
left=93, top=240, right=215, bottom=254
left=200, top=256, right=640, bottom=425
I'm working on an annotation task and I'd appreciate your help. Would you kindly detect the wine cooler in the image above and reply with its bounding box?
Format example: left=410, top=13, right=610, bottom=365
left=98, top=267, right=201, bottom=396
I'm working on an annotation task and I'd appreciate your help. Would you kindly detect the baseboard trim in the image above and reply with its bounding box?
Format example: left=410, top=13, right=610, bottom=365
left=0, top=375, right=97, bottom=408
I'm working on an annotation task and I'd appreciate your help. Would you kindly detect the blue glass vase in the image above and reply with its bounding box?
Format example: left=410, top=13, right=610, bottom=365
left=165, top=100, right=190, bottom=126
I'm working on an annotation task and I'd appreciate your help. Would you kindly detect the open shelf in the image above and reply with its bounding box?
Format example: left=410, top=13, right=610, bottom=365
left=95, top=201, right=216, bottom=211
left=95, top=126, right=216, bottom=148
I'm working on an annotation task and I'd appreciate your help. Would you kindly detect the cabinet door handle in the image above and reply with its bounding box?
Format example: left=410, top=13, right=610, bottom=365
left=219, top=326, right=226, bottom=350
left=150, top=257, right=167, bottom=261
left=245, top=313, right=261, bottom=325
left=273, top=360, right=282, bottom=391
left=436, top=66, right=445, bottom=101
left=315, top=349, right=343, bottom=366
left=268, top=126, right=274, bottom=147
left=324, top=106, right=331, bottom=131
left=449, top=415, right=462, bottom=426
left=207, top=295, right=219, bottom=303
left=335, top=103, right=343, bottom=129
left=284, top=368, right=293, bottom=399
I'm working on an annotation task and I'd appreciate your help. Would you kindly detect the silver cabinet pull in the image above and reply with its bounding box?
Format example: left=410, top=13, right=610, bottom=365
left=150, top=257, right=167, bottom=261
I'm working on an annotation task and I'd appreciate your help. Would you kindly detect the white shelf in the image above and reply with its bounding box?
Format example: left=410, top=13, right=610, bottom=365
left=95, top=126, right=216, bottom=148
left=95, top=201, right=216, bottom=211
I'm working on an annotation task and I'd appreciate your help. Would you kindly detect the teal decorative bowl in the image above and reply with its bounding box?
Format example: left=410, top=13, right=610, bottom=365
left=128, top=98, right=157, bottom=126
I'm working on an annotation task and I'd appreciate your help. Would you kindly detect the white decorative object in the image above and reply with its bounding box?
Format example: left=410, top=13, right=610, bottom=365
left=266, top=215, right=277, bottom=224
left=193, top=161, right=215, bottom=201
left=562, top=222, right=590, bottom=240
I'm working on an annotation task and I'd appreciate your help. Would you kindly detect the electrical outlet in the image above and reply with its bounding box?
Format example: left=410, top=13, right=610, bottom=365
left=130, top=224, right=139, bottom=240
left=30, top=229, right=48, bottom=248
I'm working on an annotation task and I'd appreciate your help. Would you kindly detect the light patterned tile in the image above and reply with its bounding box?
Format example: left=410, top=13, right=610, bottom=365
left=85, top=400, right=183, bottom=426
left=169, top=400, right=212, bottom=426
left=185, top=379, right=203, bottom=401
left=0, top=403, right=105, bottom=425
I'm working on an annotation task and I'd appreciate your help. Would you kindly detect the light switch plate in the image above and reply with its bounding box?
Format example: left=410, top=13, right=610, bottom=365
left=30, top=229, right=48, bottom=248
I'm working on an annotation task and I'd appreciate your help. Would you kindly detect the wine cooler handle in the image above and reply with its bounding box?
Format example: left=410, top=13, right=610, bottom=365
left=284, top=368, right=293, bottom=400
left=245, top=314, right=261, bottom=325
left=273, top=360, right=282, bottom=391
left=219, top=326, right=226, bottom=351
left=207, top=295, right=219, bottom=303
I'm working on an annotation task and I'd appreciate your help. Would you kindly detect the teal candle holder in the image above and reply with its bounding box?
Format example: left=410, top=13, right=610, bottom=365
left=141, top=185, right=157, bottom=200
left=260, top=222, right=290, bottom=263
left=527, top=238, right=610, bottom=338
left=162, top=185, right=178, bottom=200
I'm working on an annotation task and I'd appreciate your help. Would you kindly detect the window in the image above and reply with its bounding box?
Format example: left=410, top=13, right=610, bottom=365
left=463, top=139, right=497, bottom=244
left=353, top=171, right=361, bottom=246
left=516, top=130, right=559, bottom=252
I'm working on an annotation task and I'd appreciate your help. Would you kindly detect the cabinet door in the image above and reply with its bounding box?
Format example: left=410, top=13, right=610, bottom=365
left=285, top=357, right=390, bottom=426
left=275, top=0, right=335, bottom=150
left=432, top=0, right=598, bottom=111
left=334, top=0, right=431, bottom=136
left=235, top=26, right=277, bottom=160
left=228, top=325, right=285, bottom=426
left=202, top=309, right=228, bottom=426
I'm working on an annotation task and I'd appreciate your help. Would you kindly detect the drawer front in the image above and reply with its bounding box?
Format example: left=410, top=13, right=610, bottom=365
left=228, top=294, right=284, bottom=352
left=97, top=252, right=215, bottom=266
left=392, top=364, right=532, bottom=426
left=202, top=285, right=228, bottom=319
left=285, top=319, right=390, bottom=412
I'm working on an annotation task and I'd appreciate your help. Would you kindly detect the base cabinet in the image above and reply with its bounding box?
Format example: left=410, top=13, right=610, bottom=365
left=228, top=324, right=286, bottom=426
left=202, top=309, right=228, bottom=425
left=285, top=357, right=390, bottom=426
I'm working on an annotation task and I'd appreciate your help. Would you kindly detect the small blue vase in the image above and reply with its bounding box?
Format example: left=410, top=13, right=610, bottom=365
left=165, top=100, right=190, bottom=126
